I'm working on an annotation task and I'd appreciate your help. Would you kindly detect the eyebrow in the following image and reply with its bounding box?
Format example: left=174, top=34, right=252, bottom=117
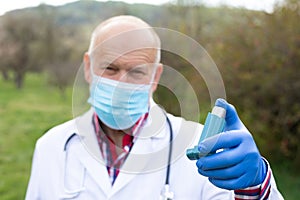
left=107, top=63, right=119, bottom=68
left=106, top=62, right=149, bottom=71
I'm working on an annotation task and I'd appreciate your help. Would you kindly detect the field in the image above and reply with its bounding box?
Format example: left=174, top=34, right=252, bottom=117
left=0, top=73, right=73, bottom=199
left=0, top=73, right=299, bottom=199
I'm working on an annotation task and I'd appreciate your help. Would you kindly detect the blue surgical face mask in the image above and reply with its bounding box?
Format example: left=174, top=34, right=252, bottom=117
left=88, top=76, right=152, bottom=130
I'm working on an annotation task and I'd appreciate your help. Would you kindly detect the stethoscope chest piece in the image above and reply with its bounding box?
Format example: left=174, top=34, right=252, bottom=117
left=160, top=184, right=174, bottom=200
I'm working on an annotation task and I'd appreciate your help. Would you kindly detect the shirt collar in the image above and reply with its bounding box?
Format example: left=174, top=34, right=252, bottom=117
left=92, top=112, right=148, bottom=141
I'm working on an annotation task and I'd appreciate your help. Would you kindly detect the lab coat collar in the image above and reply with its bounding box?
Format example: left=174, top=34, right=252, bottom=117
left=110, top=100, right=170, bottom=196
left=141, top=98, right=168, bottom=139
left=74, top=108, right=114, bottom=195
left=61, top=108, right=95, bottom=152
left=61, top=100, right=169, bottom=197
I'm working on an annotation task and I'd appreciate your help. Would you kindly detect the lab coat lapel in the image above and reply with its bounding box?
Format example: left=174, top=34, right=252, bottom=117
left=75, top=108, right=112, bottom=195
left=78, top=146, right=112, bottom=196
left=109, top=137, right=154, bottom=197
left=109, top=104, right=168, bottom=196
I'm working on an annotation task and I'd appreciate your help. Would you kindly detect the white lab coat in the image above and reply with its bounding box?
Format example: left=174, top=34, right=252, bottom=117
left=26, top=104, right=284, bottom=200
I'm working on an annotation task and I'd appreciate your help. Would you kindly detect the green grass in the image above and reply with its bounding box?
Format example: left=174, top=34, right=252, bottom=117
left=0, top=73, right=299, bottom=199
left=0, top=73, right=73, bottom=199
left=272, top=164, right=300, bottom=200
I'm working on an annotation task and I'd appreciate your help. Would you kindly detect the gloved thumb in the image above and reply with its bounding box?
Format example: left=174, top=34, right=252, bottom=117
left=215, top=98, right=246, bottom=131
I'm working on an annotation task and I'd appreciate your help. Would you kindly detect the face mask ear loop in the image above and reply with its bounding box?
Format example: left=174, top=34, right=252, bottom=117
left=89, top=53, right=105, bottom=89
left=88, top=54, right=101, bottom=103
left=150, top=62, right=160, bottom=86
left=148, top=62, right=160, bottom=100
left=88, top=53, right=97, bottom=79
left=150, top=48, right=161, bottom=85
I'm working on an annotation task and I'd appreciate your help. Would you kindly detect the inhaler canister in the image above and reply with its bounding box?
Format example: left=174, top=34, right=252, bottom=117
left=186, top=106, right=226, bottom=160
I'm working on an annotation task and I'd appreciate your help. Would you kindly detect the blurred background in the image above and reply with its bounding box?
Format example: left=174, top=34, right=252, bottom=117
left=0, top=0, right=299, bottom=199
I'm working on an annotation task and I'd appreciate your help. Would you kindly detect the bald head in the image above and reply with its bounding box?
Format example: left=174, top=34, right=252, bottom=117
left=88, top=15, right=161, bottom=62
left=84, top=15, right=163, bottom=92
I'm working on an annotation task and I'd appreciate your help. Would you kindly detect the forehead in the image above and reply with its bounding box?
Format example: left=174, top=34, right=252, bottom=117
left=90, top=21, right=159, bottom=61
left=94, top=20, right=158, bottom=48
left=91, top=49, right=157, bottom=72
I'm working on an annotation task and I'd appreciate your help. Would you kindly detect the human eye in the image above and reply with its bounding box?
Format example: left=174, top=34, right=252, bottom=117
left=106, top=66, right=117, bottom=71
left=128, top=68, right=148, bottom=80
left=131, top=69, right=146, bottom=75
left=103, top=65, right=119, bottom=75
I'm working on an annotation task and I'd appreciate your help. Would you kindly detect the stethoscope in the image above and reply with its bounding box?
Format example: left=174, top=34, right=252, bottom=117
left=60, top=133, right=86, bottom=199
left=61, top=115, right=174, bottom=200
left=160, top=115, right=174, bottom=200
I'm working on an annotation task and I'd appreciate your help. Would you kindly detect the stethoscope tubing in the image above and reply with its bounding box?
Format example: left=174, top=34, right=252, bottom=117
left=165, top=115, right=173, bottom=185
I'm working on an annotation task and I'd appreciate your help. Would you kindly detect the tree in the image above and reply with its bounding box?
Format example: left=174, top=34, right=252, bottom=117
left=209, top=0, right=300, bottom=169
left=259, top=0, right=300, bottom=168
left=0, top=23, right=11, bottom=80
left=40, top=6, right=85, bottom=97
left=0, top=12, right=41, bottom=88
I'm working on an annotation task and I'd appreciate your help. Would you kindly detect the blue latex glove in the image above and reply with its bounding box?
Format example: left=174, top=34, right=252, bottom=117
left=196, top=99, right=267, bottom=190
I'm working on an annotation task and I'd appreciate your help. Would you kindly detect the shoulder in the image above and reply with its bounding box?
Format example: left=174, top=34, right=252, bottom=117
left=36, top=109, right=94, bottom=152
left=37, top=109, right=94, bottom=145
left=35, top=118, right=77, bottom=152
left=35, top=108, right=94, bottom=152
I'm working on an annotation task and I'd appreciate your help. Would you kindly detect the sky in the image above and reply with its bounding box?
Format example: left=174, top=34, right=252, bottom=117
left=0, top=0, right=282, bottom=16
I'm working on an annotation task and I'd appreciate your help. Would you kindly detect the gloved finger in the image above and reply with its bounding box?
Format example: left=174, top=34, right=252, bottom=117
left=215, top=98, right=247, bottom=131
left=197, top=140, right=245, bottom=170
left=197, top=161, right=246, bottom=180
left=208, top=172, right=253, bottom=190
left=198, top=130, right=244, bottom=155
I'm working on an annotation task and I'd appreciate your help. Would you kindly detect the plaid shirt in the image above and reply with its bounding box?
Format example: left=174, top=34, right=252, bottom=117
left=92, top=112, right=148, bottom=185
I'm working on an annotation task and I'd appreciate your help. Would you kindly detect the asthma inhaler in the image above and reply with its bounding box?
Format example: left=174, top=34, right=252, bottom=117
left=186, top=106, right=226, bottom=160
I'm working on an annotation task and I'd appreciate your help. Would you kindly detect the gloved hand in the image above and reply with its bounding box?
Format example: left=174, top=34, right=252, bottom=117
left=196, top=98, right=267, bottom=190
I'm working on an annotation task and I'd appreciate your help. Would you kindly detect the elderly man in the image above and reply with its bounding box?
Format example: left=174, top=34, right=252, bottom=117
left=26, top=15, right=283, bottom=199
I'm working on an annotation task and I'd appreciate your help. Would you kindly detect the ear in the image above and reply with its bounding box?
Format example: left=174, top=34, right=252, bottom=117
left=83, top=52, right=92, bottom=84
left=151, top=63, right=163, bottom=93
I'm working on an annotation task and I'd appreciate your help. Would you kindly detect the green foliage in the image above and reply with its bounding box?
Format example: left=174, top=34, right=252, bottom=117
left=208, top=1, right=300, bottom=169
